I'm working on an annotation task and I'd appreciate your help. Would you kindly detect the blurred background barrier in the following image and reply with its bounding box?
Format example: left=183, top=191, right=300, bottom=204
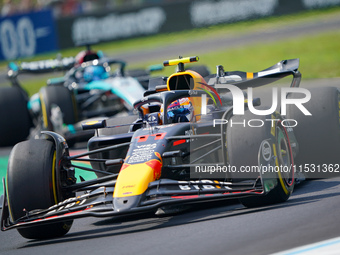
left=0, top=9, right=58, bottom=60
left=1, top=0, right=340, bottom=60
left=56, top=0, right=340, bottom=49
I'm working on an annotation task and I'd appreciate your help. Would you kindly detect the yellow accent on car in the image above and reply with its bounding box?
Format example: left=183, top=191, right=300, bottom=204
left=166, top=70, right=204, bottom=91
left=52, top=151, right=58, bottom=204
left=246, top=72, right=254, bottom=79
left=163, top=56, right=199, bottom=67
left=39, top=92, right=49, bottom=128
left=113, top=164, right=156, bottom=198
left=214, top=180, right=221, bottom=189
left=165, top=69, right=208, bottom=122
left=273, top=143, right=289, bottom=195
left=85, top=120, right=101, bottom=125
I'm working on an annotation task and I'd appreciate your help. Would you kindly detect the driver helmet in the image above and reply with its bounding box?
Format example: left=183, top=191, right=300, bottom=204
left=167, top=97, right=193, bottom=123
left=83, top=65, right=109, bottom=82
left=75, top=50, right=100, bottom=66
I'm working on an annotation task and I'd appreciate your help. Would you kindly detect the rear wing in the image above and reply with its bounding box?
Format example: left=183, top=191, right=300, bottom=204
left=7, top=57, right=76, bottom=78
left=207, top=58, right=301, bottom=89
left=146, top=59, right=301, bottom=94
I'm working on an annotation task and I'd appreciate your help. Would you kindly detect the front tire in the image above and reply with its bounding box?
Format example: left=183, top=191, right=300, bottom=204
left=7, top=139, right=73, bottom=239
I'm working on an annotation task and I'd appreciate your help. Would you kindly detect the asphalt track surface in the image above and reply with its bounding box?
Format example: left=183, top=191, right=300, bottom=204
left=0, top=178, right=340, bottom=255
left=1, top=16, right=340, bottom=255
left=0, top=79, right=340, bottom=255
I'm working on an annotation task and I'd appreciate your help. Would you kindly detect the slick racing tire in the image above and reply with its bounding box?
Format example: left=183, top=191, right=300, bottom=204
left=287, top=87, right=340, bottom=164
left=6, top=139, right=73, bottom=239
left=226, top=110, right=294, bottom=208
left=39, top=86, right=77, bottom=131
left=286, top=87, right=340, bottom=177
left=0, top=87, right=31, bottom=146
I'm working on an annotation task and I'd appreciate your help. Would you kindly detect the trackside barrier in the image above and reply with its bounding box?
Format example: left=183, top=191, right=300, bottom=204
left=0, top=10, right=58, bottom=61
left=1, top=0, right=339, bottom=60
left=56, top=0, right=340, bottom=49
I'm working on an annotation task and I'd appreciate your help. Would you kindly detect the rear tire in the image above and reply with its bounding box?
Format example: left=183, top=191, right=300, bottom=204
left=0, top=87, right=31, bottom=146
left=226, top=110, right=294, bottom=207
left=7, top=139, right=73, bottom=239
left=239, top=125, right=295, bottom=208
left=286, top=87, right=340, bottom=177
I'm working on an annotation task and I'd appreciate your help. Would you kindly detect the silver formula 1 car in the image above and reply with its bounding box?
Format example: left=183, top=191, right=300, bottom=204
left=0, top=49, right=159, bottom=146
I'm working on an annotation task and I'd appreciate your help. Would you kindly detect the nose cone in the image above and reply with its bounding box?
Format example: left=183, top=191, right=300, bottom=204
left=113, top=161, right=161, bottom=211
left=113, top=195, right=142, bottom=212
left=114, top=163, right=155, bottom=198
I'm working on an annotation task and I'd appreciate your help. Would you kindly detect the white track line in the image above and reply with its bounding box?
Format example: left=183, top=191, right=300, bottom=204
left=272, top=236, right=340, bottom=255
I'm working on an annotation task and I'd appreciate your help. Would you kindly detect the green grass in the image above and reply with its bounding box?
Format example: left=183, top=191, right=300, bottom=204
left=7, top=29, right=340, bottom=97
left=126, top=28, right=340, bottom=78
left=195, top=30, right=340, bottom=79
left=0, top=157, right=8, bottom=196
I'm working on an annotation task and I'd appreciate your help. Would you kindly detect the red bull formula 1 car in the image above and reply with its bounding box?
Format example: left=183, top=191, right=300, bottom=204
left=1, top=56, right=339, bottom=239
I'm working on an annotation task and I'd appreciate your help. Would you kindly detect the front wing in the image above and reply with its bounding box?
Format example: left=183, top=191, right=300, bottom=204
left=1, top=178, right=265, bottom=231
